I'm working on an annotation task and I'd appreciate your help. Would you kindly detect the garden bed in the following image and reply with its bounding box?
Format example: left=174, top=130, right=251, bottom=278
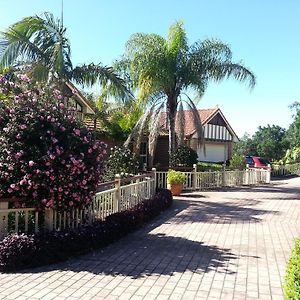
left=0, top=189, right=172, bottom=272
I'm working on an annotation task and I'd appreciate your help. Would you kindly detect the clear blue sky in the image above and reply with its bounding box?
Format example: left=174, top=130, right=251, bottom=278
left=1, top=0, right=299, bottom=137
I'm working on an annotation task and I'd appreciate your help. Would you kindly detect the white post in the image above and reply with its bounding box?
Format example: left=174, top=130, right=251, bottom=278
left=0, top=201, right=8, bottom=239
left=115, top=174, right=121, bottom=212
left=266, top=164, right=271, bottom=184
left=193, top=164, right=197, bottom=190
left=152, top=168, right=157, bottom=190
left=44, top=208, right=54, bottom=231
left=245, top=164, right=249, bottom=185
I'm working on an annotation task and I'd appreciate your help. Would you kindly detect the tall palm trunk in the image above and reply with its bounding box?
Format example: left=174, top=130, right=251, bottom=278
left=167, top=95, right=178, bottom=167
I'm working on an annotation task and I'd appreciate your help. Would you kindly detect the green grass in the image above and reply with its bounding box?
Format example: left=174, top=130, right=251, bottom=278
left=284, top=238, right=300, bottom=299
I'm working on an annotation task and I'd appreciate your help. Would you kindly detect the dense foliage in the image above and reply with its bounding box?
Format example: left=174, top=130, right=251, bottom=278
left=0, top=189, right=173, bottom=272
left=104, top=146, right=140, bottom=180
left=167, top=170, right=187, bottom=185
left=170, top=145, right=198, bottom=167
left=233, top=126, right=287, bottom=162
left=229, top=154, right=246, bottom=170
left=0, top=75, right=106, bottom=210
left=284, top=237, right=300, bottom=299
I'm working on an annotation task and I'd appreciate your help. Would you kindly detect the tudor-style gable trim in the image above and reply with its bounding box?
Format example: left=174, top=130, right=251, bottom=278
left=65, top=81, right=95, bottom=115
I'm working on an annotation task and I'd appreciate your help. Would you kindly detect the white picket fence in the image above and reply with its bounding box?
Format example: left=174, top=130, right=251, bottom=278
left=156, top=167, right=271, bottom=190
left=0, top=173, right=155, bottom=239
left=0, top=166, right=270, bottom=239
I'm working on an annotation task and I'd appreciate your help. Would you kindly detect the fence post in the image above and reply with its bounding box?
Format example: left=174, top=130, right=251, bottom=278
left=193, top=164, right=197, bottom=190
left=44, top=208, right=54, bottom=231
left=0, top=200, right=8, bottom=239
left=152, top=168, right=157, bottom=190
left=245, top=164, right=249, bottom=185
left=266, top=164, right=271, bottom=183
left=222, top=164, right=226, bottom=187
left=115, top=174, right=121, bottom=212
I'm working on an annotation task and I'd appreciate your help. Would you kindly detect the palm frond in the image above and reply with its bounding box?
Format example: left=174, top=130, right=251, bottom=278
left=72, top=63, right=133, bottom=103
left=184, top=94, right=205, bottom=153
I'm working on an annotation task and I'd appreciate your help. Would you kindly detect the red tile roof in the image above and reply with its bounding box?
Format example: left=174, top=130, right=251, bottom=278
left=159, top=108, right=219, bottom=136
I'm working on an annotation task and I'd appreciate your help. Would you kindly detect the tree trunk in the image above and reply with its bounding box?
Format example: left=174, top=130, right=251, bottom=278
left=167, top=95, right=177, bottom=167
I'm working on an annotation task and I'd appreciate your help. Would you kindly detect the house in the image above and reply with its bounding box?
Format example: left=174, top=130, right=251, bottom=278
left=141, top=107, right=239, bottom=168
left=64, top=82, right=95, bottom=120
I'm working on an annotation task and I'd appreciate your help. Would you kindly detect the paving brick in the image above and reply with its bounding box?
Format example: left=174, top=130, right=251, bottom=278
left=0, top=178, right=299, bottom=299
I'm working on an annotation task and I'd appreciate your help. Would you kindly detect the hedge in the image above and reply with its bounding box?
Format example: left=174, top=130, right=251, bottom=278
left=284, top=237, right=300, bottom=299
left=0, top=189, right=172, bottom=272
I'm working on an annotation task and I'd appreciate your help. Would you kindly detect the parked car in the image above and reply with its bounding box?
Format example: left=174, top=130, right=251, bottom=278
left=245, top=156, right=270, bottom=169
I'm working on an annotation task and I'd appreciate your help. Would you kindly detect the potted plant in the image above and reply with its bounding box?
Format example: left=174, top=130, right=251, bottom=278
left=167, top=170, right=186, bottom=196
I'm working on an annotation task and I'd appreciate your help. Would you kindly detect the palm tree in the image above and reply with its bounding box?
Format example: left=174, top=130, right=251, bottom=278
left=120, top=21, right=256, bottom=167
left=0, top=12, right=130, bottom=101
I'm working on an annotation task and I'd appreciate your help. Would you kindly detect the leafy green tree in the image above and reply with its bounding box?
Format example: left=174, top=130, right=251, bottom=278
left=233, top=133, right=257, bottom=156
left=285, top=101, right=300, bottom=148
left=0, top=12, right=130, bottom=99
left=252, top=125, right=287, bottom=161
left=120, top=21, right=255, bottom=166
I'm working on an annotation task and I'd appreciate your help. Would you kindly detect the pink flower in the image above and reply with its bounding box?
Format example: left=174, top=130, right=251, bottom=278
left=74, top=129, right=81, bottom=136
left=28, top=160, right=34, bottom=167
left=14, top=152, right=22, bottom=159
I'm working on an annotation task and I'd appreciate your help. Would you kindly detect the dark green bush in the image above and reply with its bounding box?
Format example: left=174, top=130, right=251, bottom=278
left=104, top=146, right=140, bottom=180
left=170, top=145, right=198, bottom=167
left=284, top=238, right=300, bottom=299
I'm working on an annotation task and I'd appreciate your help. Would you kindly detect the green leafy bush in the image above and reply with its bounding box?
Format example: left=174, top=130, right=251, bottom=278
left=229, top=154, right=246, bottom=170
left=284, top=237, right=300, bottom=299
left=104, top=146, right=140, bottom=180
left=170, top=145, right=198, bottom=167
left=197, top=162, right=223, bottom=172
left=167, top=170, right=186, bottom=185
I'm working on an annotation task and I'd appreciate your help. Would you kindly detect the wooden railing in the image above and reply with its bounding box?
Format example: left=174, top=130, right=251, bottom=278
left=0, top=172, right=156, bottom=239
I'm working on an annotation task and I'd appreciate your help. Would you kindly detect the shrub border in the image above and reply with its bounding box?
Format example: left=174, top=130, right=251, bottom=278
left=284, top=237, right=300, bottom=299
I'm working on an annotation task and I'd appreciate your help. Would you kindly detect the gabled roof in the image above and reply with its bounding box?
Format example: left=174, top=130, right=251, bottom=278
left=159, top=107, right=238, bottom=140
left=65, top=82, right=95, bottom=115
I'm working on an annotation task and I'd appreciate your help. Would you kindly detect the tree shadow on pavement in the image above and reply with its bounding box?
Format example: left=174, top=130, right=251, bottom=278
left=41, top=232, right=238, bottom=279
left=173, top=199, right=279, bottom=224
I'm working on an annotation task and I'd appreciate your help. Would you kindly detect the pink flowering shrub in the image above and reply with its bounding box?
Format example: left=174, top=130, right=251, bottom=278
left=0, top=74, right=106, bottom=210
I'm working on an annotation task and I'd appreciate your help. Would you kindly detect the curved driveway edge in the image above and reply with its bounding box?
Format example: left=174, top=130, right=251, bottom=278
left=0, top=177, right=300, bottom=299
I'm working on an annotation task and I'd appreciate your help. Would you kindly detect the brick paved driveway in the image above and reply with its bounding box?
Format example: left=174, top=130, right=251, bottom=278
left=1, top=177, right=300, bottom=300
